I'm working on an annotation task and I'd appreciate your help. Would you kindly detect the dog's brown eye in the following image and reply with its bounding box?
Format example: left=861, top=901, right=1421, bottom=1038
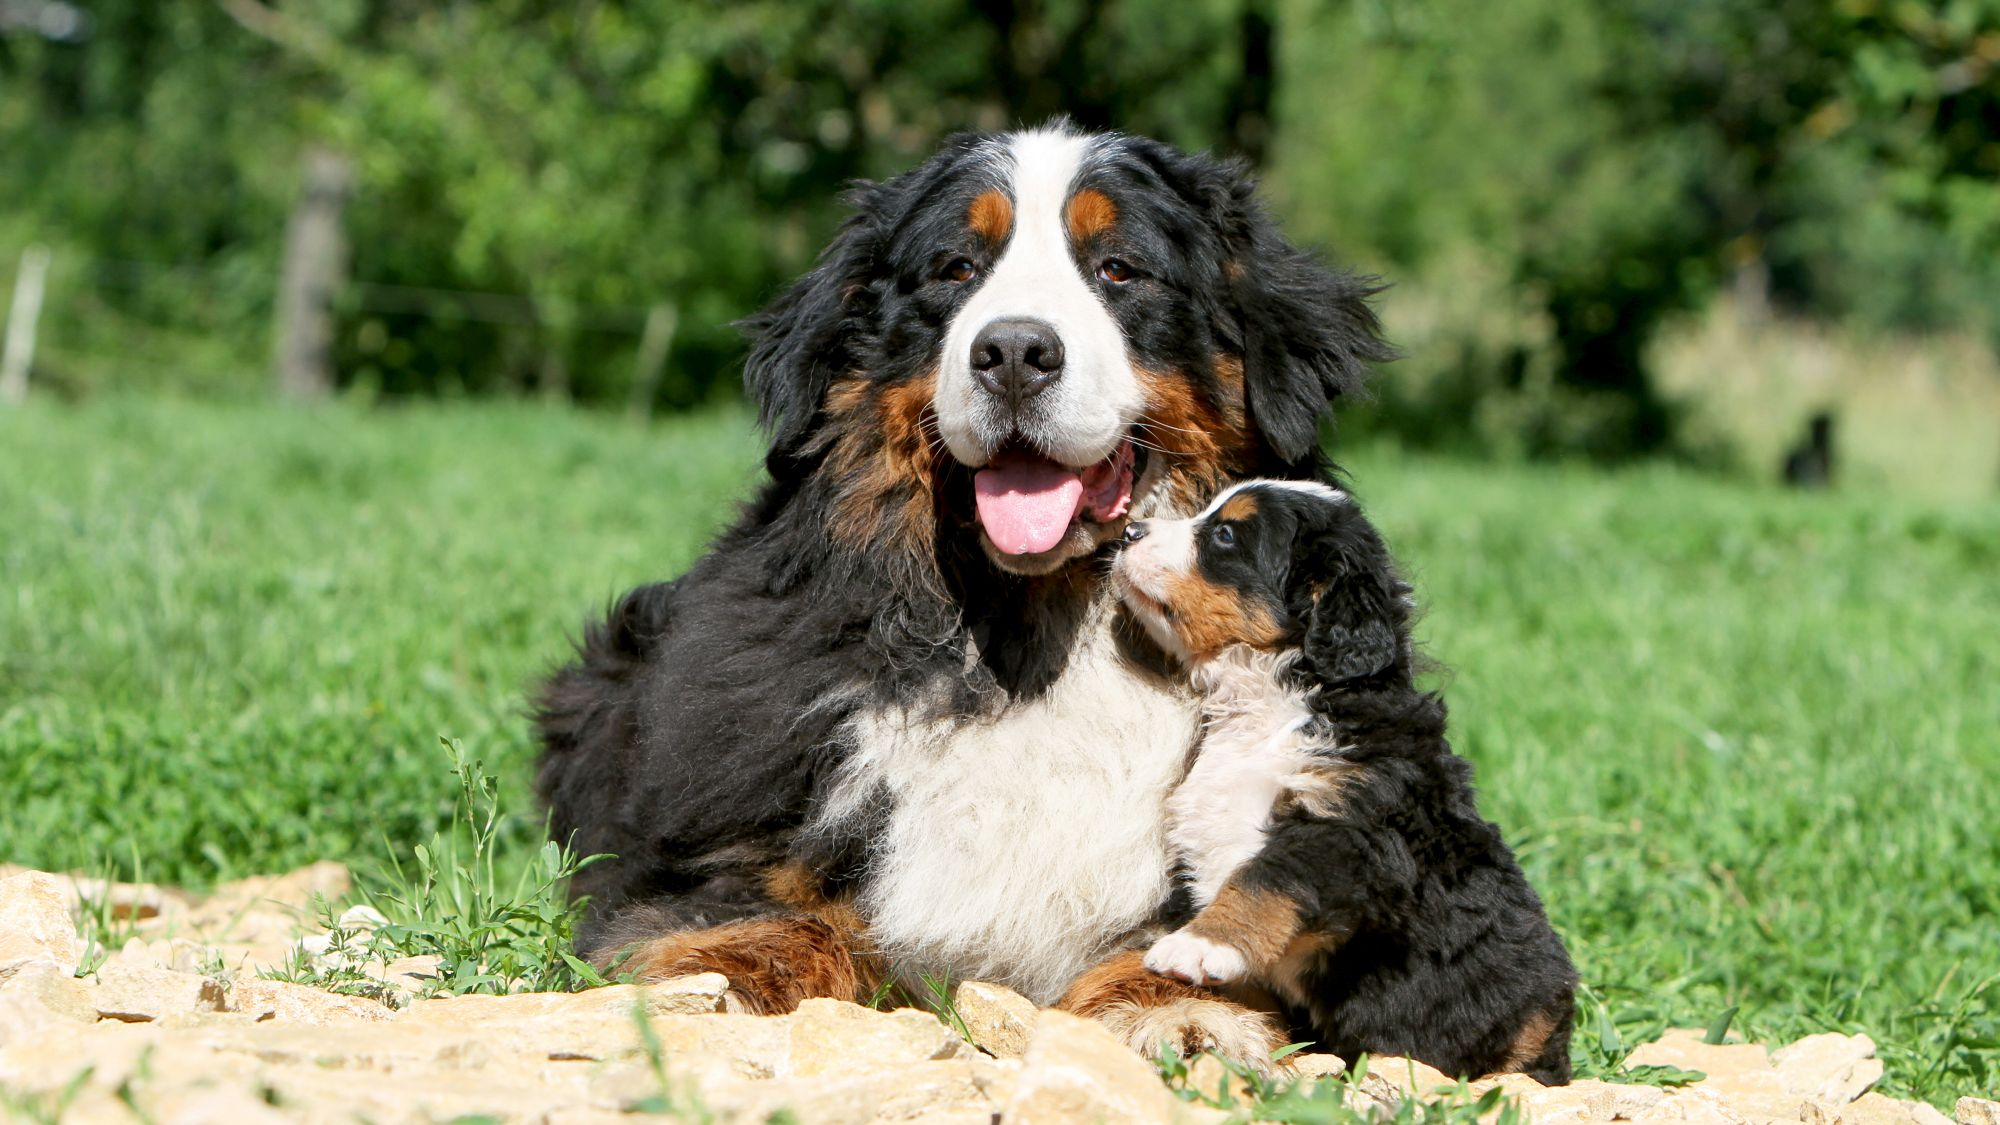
left=1097, top=259, right=1136, bottom=284
left=941, top=258, right=979, bottom=283
left=1211, top=524, right=1236, bottom=548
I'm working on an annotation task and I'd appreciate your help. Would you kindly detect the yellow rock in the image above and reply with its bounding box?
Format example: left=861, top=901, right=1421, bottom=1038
left=399, top=975, right=729, bottom=1025
left=953, top=978, right=1039, bottom=1058
left=0, top=871, right=80, bottom=974
left=90, top=962, right=229, bottom=1022
left=1771, top=1033, right=1882, bottom=1103
left=1357, top=1054, right=1459, bottom=1100
left=1006, top=1009, right=1221, bottom=1124
left=1957, top=1097, right=2000, bottom=1125
left=785, top=997, right=964, bottom=1077
left=228, top=977, right=394, bottom=1025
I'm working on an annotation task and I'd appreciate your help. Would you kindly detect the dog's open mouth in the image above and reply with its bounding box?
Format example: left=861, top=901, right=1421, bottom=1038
left=972, top=439, right=1137, bottom=557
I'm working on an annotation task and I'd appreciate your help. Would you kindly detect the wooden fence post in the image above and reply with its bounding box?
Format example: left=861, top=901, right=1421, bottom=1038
left=1, top=244, right=51, bottom=406
left=627, top=302, right=679, bottom=420
left=274, top=147, right=353, bottom=401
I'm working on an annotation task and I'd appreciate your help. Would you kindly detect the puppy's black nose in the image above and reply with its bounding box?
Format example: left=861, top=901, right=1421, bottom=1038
left=1123, top=521, right=1149, bottom=543
left=971, top=317, right=1064, bottom=410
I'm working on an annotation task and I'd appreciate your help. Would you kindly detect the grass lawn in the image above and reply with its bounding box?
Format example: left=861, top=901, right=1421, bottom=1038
left=2, top=397, right=1994, bottom=1103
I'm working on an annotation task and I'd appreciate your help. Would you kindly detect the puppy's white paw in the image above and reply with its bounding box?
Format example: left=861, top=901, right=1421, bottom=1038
left=1144, top=929, right=1249, bottom=984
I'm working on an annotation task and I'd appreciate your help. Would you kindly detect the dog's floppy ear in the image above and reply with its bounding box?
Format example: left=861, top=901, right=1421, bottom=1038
left=1296, top=506, right=1404, bottom=685
left=739, top=184, right=885, bottom=475
left=1195, top=160, right=1392, bottom=466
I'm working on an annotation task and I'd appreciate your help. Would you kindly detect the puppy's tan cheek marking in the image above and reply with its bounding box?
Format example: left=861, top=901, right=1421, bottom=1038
left=1065, top=188, right=1117, bottom=244
left=969, top=189, right=1013, bottom=244
left=1186, top=883, right=1306, bottom=975
left=1160, top=572, right=1282, bottom=658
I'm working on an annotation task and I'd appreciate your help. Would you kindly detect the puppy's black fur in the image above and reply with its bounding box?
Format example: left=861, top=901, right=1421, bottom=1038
left=1117, top=482, right=1577, bottom=1083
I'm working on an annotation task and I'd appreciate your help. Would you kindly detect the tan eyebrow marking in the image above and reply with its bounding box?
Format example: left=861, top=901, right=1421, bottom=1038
left=1218, top=493, right=1259, bottom=522
left=968, top=189, right=1013, bottom=243
left=1065, top=188, right=1117, bottom=243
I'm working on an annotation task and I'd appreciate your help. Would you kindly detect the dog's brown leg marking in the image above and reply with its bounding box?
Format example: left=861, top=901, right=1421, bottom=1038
left=1060, top=949, right=1288, bottom=1066
left=1499, top=1008, right=1558, bottom=1074
left=622, top=914, right=859, bottom=1015
left=1185, top=882, right=1306, bottom=974
left=761, top=861, right=891, bottom=1001
left=618, top=861, right=883, bottom=1015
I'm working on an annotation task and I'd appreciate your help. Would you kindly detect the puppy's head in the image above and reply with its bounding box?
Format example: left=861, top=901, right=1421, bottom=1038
left=1111, top=479, right=1410, bottom=682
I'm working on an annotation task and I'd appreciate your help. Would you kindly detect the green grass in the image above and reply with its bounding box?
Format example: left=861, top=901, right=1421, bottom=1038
left=2, top=397, right=1995, bottom=1103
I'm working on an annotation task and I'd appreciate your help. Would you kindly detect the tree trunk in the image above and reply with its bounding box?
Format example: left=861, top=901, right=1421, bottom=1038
left=627, top=303, right=679, bottom=421
left=274, top=147, right=353, bottom=401
left=1, top=244, right=51, bottom=406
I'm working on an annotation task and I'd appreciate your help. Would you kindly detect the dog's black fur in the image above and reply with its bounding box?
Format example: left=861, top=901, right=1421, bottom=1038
left=1118, top=482, right=1578, bottom=1083
left=536, top=125, right=1388, bottom=968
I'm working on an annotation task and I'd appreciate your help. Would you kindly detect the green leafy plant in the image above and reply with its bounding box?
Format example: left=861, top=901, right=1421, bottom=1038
left=363, top=738, right=611, bottom=995
left=262, top=738, right=609, bottom=998
left=1155, top=1044, right=1526, bottom=1125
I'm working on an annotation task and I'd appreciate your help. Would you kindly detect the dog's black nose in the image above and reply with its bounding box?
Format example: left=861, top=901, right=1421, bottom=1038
left=971, top=318, right=1064, bottom=409
left=1123, top=521, right=1149, bottom=543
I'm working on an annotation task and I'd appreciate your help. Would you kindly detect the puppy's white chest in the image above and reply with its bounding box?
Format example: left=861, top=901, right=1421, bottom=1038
left=828, top=612, right=1200, bottom=1004
left=1168, top=649, right=1319, bottom=906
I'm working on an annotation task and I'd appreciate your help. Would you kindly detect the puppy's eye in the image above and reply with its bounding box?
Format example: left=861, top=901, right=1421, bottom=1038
left=1211, top=524, right=1236, bottom=548
left=941, top=258, right=979, bottom=283
left=1097, top=259, right=1136, bottom=284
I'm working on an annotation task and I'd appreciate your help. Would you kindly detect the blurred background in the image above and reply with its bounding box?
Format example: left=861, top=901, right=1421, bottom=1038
left=3, top=0, right=1998, bottom=491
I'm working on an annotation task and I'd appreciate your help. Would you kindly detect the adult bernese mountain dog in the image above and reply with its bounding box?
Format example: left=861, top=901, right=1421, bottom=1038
left=1112, top=480, right=1577, bottom=1083
left=536, top=122, right=1394, bottom=1064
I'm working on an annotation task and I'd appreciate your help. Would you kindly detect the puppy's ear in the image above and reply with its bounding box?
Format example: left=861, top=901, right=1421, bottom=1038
left=739, top=184, right=884, bottom=475
left=1297, top=507, right=1404, bottom=685
left=1196, top=159, right=1392, bottom=466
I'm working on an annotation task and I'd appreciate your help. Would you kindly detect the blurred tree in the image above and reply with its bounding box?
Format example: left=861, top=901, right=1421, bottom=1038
left=0, top=0, right=1992, bottom=453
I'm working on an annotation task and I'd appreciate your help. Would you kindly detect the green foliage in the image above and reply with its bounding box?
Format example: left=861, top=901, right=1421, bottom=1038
left=1155, top=1046, right=1530, bottom=1125
left=4, top=2, right=1993, bottom=454
left=363, top=737, right=610, bottom=995
left=259, top=737, right=608, bottom=997
left=2, top=398, right=1997, bottom=1101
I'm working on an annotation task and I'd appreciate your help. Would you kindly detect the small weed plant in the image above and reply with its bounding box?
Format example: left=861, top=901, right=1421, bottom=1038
left=1155, top=1047, right=1529, bottom=1125
left=266, top=737, right=609, bottom=997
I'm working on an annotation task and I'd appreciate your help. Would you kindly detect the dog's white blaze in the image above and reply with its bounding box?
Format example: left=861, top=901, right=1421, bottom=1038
left=1170, top=646, right=1321, bottom=907
left=935, top=125, right=1140, bottom=468
left=820, top=600, right=1199, bottom=1005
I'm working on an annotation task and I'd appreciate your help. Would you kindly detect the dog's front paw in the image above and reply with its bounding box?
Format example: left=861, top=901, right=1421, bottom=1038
left=1144, top=928, right=1249, bottom=984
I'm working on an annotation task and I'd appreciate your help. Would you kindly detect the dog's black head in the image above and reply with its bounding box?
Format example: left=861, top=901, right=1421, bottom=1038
left=741, top=122, right=1389, bottom=581
left=1111, top=479, right=1411, bottom=685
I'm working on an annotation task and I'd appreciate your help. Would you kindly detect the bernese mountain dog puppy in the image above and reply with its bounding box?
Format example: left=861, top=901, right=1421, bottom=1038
left=1111, top=479, right=1577, bottom=1083
left=535, top=122, right=1394, bottom=1063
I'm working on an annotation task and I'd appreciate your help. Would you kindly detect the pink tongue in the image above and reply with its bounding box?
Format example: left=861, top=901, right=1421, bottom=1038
left=974, top=459, right=1085, bottom=555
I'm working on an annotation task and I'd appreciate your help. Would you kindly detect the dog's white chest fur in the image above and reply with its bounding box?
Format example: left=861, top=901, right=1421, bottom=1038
left=1168, top=647, right=1320, bottom=907
left=826, top=603, right=1200, bottom=1004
